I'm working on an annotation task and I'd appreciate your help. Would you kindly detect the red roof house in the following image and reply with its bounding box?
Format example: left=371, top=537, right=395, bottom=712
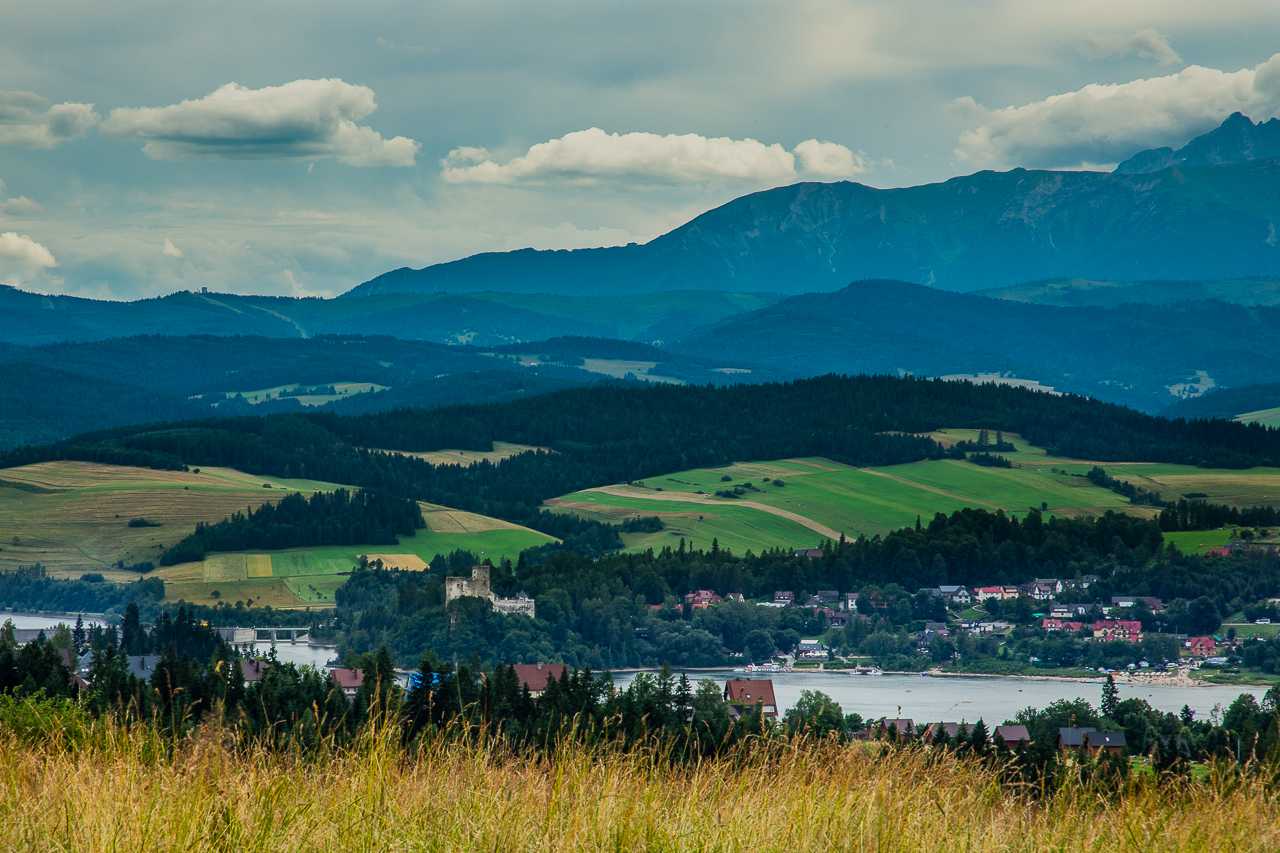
left=1187, top=636, right=1217, bottom=658
left=329, top=667, right=365, bottom=697
left=512, top=663, right=567, bottom=697
left=724, top=678, right=778, bottom=719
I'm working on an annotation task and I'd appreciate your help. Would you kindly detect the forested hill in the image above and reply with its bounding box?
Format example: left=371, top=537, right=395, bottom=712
left=348, top=156, right=1280, bottom=297
left=4, top=376, right=1279, bottom=550
left=674, top=280, right=1280, bottom=411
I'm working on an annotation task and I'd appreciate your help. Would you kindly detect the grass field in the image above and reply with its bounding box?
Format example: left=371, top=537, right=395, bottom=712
left=548, top=430, right=1280, bottom=554
left=372, top=442, right=549, bottom=467
left=4, top=717, right=1279, bottom=851
left=1163, top=529, right=1234, bottom=555
left=0, top=462, right=335, bottom=578
left=226, top=380, right=388, bottom=407
left=156, top=501, right=555, bottom=609
left=1236, top=406, right=1280, bottom=428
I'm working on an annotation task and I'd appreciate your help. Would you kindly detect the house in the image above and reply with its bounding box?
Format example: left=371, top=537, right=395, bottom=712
left=993, top=724, right=1032, bottom=749
left=1111, top=595, right=1164, bottom=613
left=922, top=621, right=950, bottom=638
left=1187, top=636, right=1217, bottom=658
left=444, top=563, right=536, bottom=618
left=1059, top=727, right=1126, bottom=755
left=511, top=663, right=566, bottom=698
left=828, top=611, right=851, bottom=628
left=815, top=590, right=840, bottom=606
left=724, top=592, right=745, bottom=603
left=973, top=620, right=1013, bottom=635
left=922, top=721, right=976, bottom=743
left=973, top=585, right=1019, bottom=601
left=1023, top=580, right=1060, bottom=601
left=937, top=585, right=972, bottom=606
left=1092, top=620, right=1143, bottom=643
left=126, top=655, right=164, bottom=682
left=792, top=547, right=825, bottom=559
left=1050, top=604, right=1086, bottom=619
left=873, top=718, right=916, bottom=740
left=796, top=639, right=828, bottom=660
left=723, top=679, right=778, bottom=719
left=239, top=658, right=271, bottom=684
left=329, top=667, right=365, bottom=698
left=1041, top=618, right=1085, bottom=633
left=773, top=591, right=796, bottom=606
left=683, top=589, right=722, bottom=610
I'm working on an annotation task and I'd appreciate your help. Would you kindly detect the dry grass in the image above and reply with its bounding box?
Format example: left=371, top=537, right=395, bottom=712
left=1, top=719, right=1278, bottom=851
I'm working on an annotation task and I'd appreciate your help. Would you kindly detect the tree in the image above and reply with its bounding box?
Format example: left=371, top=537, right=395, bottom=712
left=745, top=629, right=775, bottom=663
left=121, top=603, right=146, bottom=655
left=784, top=690, right=844, bottom=739
left=969, top=718, right=990, bottom=755
left=1101, top=674, right=1119, bottom=719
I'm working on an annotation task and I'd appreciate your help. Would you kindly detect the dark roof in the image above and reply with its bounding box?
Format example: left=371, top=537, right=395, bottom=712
left=993, top=724, right=1031, bottom=744
left=1058, top=726, right=1096, bottom=747
left=126, top=655, right=164, bottom=681
left=878, top=718, right=915, bottom=737
left=512, top=663, right=567, bottom=694
left=724, top=678, right=777, bottom=708
left=924, top=721, right=975, bottom=740
left=1086, top=730, right=1127, bottom=749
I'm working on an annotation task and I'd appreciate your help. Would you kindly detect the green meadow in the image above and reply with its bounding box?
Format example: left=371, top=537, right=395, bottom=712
left=548, top=429, right=1280, bottom=554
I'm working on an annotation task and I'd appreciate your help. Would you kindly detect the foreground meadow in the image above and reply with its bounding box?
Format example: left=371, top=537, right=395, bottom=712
left=2, top=722, right=1278, bottom=852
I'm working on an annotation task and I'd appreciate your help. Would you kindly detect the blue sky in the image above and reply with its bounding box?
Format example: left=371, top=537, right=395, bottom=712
left=2, top=0, right=1280, bottom=299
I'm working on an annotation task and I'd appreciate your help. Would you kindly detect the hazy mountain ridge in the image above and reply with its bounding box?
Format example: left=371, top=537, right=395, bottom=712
left=348, top=156, right=1280, bottom=297
left=674, top=279, right=1280, bottom=411
left=1116, top=113, right=1280, bottom=174
left=979, top=277, right=1280, bottom=308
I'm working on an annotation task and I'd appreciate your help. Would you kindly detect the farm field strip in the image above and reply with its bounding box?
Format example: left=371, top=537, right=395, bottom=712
left=1236, top=406, right=1280, bottom=428
left=550, top=431, right=1280, bottom=554
left=371, top=442, right=549, bottom=467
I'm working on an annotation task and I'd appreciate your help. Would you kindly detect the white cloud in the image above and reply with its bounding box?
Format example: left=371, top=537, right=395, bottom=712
left=0, top=232, right=58, bottom=285
left=0, top=196, right=42, bottom=216
left=102, top=79, right=419, bottom=167
left=954, top=52, right=1280, bottom=169
left=1084, top=29, right=1182, bottom=67
left=0, top=90, right=98, bottom=148
left=794, top=139, right=869, bottom=178
left=442, top=128, right=864, bottom=185
left=162, top=238, right=183, bottom=258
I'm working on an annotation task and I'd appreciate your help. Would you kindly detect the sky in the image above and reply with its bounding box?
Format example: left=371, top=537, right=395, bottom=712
left=3, top=0, right=1280, bottom=300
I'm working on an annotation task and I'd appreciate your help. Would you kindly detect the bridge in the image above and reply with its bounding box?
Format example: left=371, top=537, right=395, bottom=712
left=215, top=627, right=311, bottom=644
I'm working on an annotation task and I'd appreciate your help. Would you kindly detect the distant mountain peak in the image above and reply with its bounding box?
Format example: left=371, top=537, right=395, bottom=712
left=1115, top=112, right=1280, bottom=174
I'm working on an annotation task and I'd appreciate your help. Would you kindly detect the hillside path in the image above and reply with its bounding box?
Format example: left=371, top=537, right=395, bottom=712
left=586, top=485, right=842, bottom=541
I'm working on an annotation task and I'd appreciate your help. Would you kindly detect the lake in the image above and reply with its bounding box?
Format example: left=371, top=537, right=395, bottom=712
left=0, top=611, right=106, bottom=630
left=612, top=670, right=1268, bottom=722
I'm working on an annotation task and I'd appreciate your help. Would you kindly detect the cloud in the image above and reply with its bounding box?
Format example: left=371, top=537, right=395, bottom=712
left=442, top=128, right=865, bottom=185
left=0, top=196, right=42, bottom=216
left=102, top=79, right=419, bottom=167
left=162, top=238, right=183, bottom=258
left=0, top=90, right=98, bottom=148
left=1084, top=29, right=1183, bottom=67
left=954, top=52, right=1280, bottom=169
left=0, top=232, right=58, bottom=285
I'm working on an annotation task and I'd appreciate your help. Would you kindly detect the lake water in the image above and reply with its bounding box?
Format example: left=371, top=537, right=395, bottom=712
left=0, top=611, right=106, bottom=629
left=241, top=641, right=338, bottom=669
left=612, top=671, right=1268, bottom=723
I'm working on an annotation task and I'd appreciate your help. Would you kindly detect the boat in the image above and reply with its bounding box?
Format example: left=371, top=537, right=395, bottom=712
left=850, top=665, right=883, bottom=676
left=744, top=661, right=791, bottom=674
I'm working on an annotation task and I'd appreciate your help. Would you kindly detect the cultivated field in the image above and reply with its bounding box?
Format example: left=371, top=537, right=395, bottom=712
left=0, top=462, right=334, bottom=578
left=372, top=441, right=549, bottom=467
left=548, top=430, right=1280, bottom=554
left=156, top=501, right=555, bottom=609
left=1236, top=406, right=1280, bottom=428
left=223, top=380, right=387, bottom=407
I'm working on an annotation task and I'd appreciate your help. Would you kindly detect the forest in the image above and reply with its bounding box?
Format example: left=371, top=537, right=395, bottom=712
left=158, top=488, right=424, bottom=565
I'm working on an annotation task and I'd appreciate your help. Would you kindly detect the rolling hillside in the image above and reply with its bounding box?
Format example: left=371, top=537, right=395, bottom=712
left=674, top=280, right=1280, bottom=411
left=547, top=429, right=1280, bottom=554
left=979, top=277, right=1280, bottom=308
left=0, top=460, right=553, bottom=608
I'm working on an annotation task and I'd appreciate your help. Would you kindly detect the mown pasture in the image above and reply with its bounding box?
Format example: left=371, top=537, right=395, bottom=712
left=155, top=502, right=555, bottom=609
left=548, top=430, right=1280, bottom=554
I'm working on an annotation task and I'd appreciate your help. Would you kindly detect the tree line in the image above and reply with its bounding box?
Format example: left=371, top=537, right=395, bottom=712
left=158, top=488, right=424, bottom=565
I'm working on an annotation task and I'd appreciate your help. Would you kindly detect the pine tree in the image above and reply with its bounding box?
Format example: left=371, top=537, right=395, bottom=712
left=1101, top=673, right=1119, bottom=719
